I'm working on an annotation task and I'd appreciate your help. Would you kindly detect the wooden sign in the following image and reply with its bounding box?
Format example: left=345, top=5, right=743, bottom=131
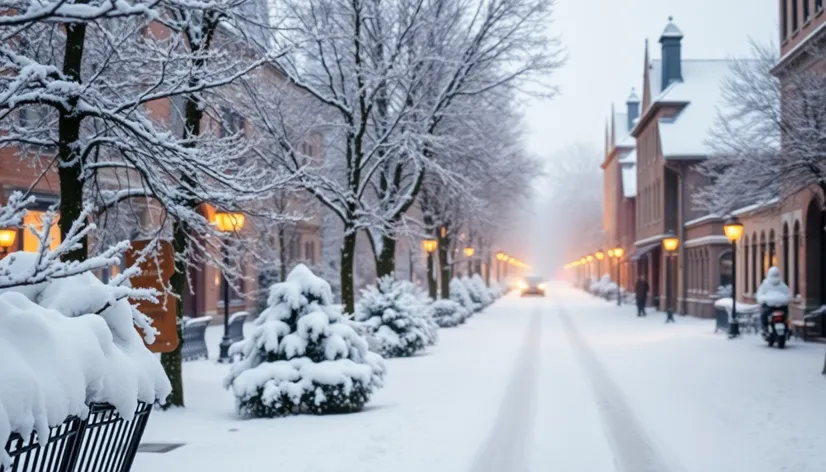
left=125, top=240, right=179, bottom=353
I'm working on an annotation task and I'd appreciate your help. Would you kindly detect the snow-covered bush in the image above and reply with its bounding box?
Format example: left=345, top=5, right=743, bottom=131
left=353, top=277, right=437, bottom=358
left=450, top=277, right=479, bottom=313
left=224, top=265, right=385, bottom=417
left=430, top=299, right=468, bottom=327
left=467, top=274, right=493, bottom=307
left=488, top=283, right=504, bottom=300
left=0, top=253, right=171, bottom=466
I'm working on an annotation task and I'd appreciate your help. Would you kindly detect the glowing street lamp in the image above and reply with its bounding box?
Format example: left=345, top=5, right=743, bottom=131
left=423, top=239, right=438, bottom=298
left=0, top=228, right=17, bottom=257
left=723, top=216, right=745, bottom=338
left=215, top=211, right=247, bottom=363
left=611, top=247, right=624, bottom=306
left=463, top=247, right=475, bottom=276
left=422, top=239, right=438, bottom=254
left=661, top=231, right=679, bottom=323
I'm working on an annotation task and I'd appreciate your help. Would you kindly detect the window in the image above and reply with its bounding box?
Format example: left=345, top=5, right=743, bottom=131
left=220, top=109, right=245, bottom=137
left=818, top=0, right=824, bottom=12
left=743, top=236, right=750, bottom=293
left=751, top=234, right=758, bottom=291
left=783, top=223, right=790, bottom=284
left=218, top=272, right=245, bottom=305
left=768, top=229, right=776, bottom=269
left=805, top=0, right=812, bottom=20
left=720, top=251, right=733, bottom=290
left=782, top=0, right=789, bottom=37
left=22, top=211, right=61, bottom=252
left=793, top=221, right=801, bottom=295
left=793, top=0, right=799, bottom=31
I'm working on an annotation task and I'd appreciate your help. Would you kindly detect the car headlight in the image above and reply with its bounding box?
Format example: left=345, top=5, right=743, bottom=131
left=517, top=280, right=528, bottom=290
left=538, top=283, right=547, bottom=291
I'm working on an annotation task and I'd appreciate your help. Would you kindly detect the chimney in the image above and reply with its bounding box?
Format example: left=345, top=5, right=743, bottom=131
left=659, top=16, right=683, bottom=91
left=626, top=88, right=640, bottom=131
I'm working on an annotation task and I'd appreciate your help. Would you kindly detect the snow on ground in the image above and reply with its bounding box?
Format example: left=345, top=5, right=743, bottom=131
left=135, top=286, right=826, bottom=471
left=133, top=299, right=533, bottom=472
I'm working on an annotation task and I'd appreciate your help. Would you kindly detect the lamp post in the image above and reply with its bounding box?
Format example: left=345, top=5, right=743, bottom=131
left=586, top=255, right=594, bottom=280
left=215, top=211, right=246, bottom=363
left=495, top=251, right=505, bottom=282
left=724, top=216, right=744, bottom=339
left=0, top=228, right=17, bottom=258
left=463, top=246, right=475, bottom=276
left=612, top=247, right=624, bottom=305
left=423, top=239, right=438, bottom=298
left=595, top=249, right=605, bottom=277
left=662, top=231, right=679, bottom=323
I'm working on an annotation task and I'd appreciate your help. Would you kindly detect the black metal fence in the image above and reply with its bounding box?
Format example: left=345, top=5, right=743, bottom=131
left=2, top=402, right=152, bottom=472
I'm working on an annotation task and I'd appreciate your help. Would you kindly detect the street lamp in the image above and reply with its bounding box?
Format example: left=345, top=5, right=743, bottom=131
left=595, top=249, right=605, bottom=277
left=0, top=228, right=17, bottom=258
left=724, top=216, right=744, bottom=339
left=423, top=239, right=438, bottom=298
left=215, top=211, right=246, bottom=363
left=612, top=247, right=624, bottom=305
left=662, top=231, right=679, bottom=323
left=463, top=246, right=475, bottom=276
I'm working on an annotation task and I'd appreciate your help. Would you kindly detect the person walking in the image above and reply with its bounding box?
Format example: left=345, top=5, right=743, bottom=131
left=635, top=275, right=649, bottom=317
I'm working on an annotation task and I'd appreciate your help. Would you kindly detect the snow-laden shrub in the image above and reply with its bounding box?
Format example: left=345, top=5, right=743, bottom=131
left=224, top=265, right=385, bottom=417
left=431, top=299, right=468, bottom=327
left=450, top=277, right=479, bottom=313
left=488, top=283, right=504, bottom=300
left=0, top=253, right=171, bottom=466
left=467, top=274, right=493, bottom=307
left=353, top=277, right=437, bottom=358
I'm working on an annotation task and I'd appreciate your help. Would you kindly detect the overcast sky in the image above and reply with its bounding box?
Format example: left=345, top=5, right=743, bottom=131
left=524, top=0, right=779, bottom=162
left=516, top=0, right=779, bottom=275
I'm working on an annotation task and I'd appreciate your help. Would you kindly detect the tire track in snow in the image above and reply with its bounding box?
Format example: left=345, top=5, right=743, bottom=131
left=467, top=306, right=542, bottom=472
left=557, top=304, right=682, bottom=472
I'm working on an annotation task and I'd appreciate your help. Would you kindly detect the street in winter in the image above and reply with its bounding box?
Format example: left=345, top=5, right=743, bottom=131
left=3, top=0, right=826, bottom=471
left=130, top=285, right=826, bottom=472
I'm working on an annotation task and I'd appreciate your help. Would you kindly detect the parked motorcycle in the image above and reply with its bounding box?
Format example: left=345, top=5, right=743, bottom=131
left=761, top=308, right=790, bottom=349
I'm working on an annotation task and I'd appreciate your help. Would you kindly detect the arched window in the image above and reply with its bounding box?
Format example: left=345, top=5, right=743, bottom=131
left=720, top=251, right=733, bottom=292
left=751, top=232, right=758, bottom=291
left=783, top=223, right=790, bottom=284
left=743, top=235, right=750, bottom=293
left=769, top=229, right=776, bottom=269
left=793, top=221, right=801, bottom=296
left=760, top=231, right=767, bottom=280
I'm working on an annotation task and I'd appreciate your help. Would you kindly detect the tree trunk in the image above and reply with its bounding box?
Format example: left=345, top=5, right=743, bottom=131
left=278, top=227, right=288, bottom=282
left=484, top=252, right=491, bottom=287
left=375, top=234, right=396, bottom=279
left=161, top=220, right=188, bottom=408
left=427, top=252, right=437, bottom=299
left=438, top=230, right=451, bottom=299
left=57, top=22, right=89, bottom=263
left=340, top=229, right=357, bottom=314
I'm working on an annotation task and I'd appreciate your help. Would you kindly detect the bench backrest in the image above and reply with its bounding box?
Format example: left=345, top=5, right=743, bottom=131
left=228, top=312, right=248, bottom=343
left=181, top=316, right=212, bottom=361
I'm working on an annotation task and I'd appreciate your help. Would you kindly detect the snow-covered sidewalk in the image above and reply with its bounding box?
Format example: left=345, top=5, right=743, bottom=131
left=133, top=298, right=534, bottom=471
left=558, top=284, right=826, bottom=472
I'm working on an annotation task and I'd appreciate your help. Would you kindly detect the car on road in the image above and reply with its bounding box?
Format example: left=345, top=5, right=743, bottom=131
left=518, top=275, right=546, bottom=297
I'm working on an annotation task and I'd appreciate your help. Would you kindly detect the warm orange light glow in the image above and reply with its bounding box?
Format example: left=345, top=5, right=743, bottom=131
left=496, top=251, right=505, bottom=261
left=723, top=217, right=744, bottom=243
left=0, top=228, right=16, bottom=249
left=612, top=247, right=624, bottom=258
left=463, top=246, right=475, bottom=257
left=607, top=249, right=615, bottom=258
left=422, top=239, right=438, bottom=254
left=214, top=212, right=246, bottom=233
left=586, top=255, right=594, bottom=262
left=595, top=250, right=605, bottom=260
left=662, top=235, right=679, bottom=253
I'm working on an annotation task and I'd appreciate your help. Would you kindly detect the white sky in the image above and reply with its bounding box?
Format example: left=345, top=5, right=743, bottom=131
left=524, top=0, right=779, bottom=161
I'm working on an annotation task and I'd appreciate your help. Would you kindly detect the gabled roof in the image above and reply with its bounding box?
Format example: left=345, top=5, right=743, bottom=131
left=652, top=60, right=734, bottom=158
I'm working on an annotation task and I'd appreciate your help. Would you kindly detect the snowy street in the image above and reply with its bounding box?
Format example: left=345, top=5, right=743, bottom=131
left=134, top=283, right=826, bottom=472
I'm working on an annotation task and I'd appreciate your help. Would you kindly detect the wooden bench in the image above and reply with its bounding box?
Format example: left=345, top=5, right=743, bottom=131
left=181, top=316, right=212, bottom=361
left=792, top=307, right=825, bottom=341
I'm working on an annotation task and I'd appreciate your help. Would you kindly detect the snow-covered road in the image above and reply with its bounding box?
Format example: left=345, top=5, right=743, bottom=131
left=134, top=283, right=826, bottom=471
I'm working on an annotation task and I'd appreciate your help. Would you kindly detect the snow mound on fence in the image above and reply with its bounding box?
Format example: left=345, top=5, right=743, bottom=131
left=224, top=264, right=385, bottom=417
left=0, top=254, right=171, bottom=468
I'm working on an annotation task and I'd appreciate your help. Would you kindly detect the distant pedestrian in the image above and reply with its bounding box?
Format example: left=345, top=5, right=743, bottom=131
left=635, top=275, right=649, bottom=317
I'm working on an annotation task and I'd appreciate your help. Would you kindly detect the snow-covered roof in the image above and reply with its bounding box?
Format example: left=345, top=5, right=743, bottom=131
left=613, top=110, right=636, bottom=149
left=618, top=148, right=637, bottom=165
left=648, top=60, right=734, bottom=158
left=660, top=19, right=684, bottom=39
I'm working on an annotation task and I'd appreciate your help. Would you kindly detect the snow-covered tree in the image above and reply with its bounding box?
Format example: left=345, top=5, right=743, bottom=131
left=224, top=265, right=385, bottom=417
left=354, top=276, right=436, bottom=357
left=468, top=274, right=493, bottom=307
left=248, top=0, right=561, bottom=313
left=450, top=277, right=478, bottom=314
left=430, top=299, right=468, bottom=328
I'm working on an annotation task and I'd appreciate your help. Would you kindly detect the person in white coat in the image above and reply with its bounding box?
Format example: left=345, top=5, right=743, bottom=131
left=755, top=266, right=792, bottom=332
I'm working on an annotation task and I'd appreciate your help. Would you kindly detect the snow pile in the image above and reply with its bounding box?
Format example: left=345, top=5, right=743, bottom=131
left=589, top=275, right=616, bottom=298
left=353, top=277, right=438, bottom=358
left=451, top=277, right=479, bottom=314
left=0, top=254, right=171, bottom=467
left=488, top=283, right=504, bottom=300
left=430, top=299, right=468, bottom=328
left=466, top=274, right=493, bottom=308
left=756, top=267, right=791, bottom=307
left=224, top=265, right=385, bottom=417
